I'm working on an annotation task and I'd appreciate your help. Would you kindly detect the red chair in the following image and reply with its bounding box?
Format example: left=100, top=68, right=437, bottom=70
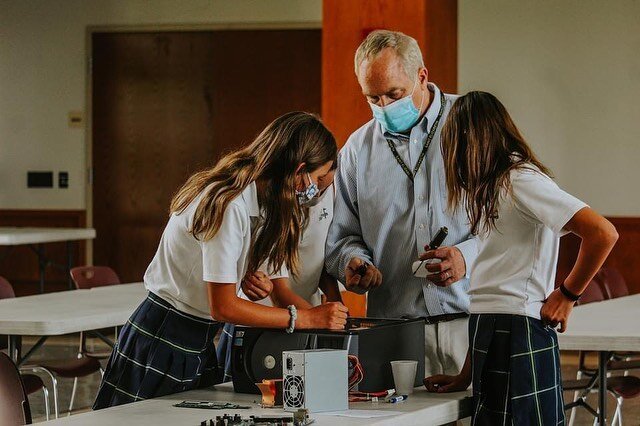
left=0, top=276, right=101, bottom=418
left=0, top=277, right=51, bottom=420
left=70, top=266, right=121, bottom=289
left=0, top=352, right=32, bottom=425
left=69, top=266, right=122, bottom=357
left=596, top=268, right=629, bottom=299
left=67, top=266, right=122, bottom=412
left=575, top=276, right=606, bottom=306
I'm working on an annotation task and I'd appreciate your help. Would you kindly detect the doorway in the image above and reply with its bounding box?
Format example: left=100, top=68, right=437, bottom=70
left=91, top=29, right=321, bottom=282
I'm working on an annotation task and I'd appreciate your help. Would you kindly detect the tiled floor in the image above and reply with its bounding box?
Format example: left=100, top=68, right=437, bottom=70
left=18, top=336, right=640, bottom=424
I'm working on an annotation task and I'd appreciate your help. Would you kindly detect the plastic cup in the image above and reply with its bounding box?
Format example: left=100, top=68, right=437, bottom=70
left=390, top=360, right=418, bottom=395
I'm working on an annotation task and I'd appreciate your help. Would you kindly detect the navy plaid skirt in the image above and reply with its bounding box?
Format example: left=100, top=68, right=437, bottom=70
left=93, top=292, right=221, bottom=409
left=470, top=314, right=565, bottom=426
left=216, top=323, right=235, bottom=383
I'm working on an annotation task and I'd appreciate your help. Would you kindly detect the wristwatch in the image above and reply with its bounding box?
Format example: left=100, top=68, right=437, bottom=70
left=560, top=283, right=581, bottom=302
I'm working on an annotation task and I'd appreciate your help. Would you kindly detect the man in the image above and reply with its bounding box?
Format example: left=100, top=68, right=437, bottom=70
left=325, top=30, right=477, bottom=377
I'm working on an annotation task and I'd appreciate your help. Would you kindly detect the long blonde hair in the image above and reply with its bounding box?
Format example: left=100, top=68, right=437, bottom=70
left=441, top=91, right=551, bottom=235
left=170, top=112, right=337, bottom=276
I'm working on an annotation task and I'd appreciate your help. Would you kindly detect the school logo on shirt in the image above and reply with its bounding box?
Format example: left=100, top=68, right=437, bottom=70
left=319, top=208, right=329, bottom=221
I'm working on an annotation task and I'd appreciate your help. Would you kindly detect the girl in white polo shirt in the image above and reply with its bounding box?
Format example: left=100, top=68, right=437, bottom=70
left=94, top=112, right=348, bottom=409
left=423, top=92, right=618, bottom=425
left=216, top=166, right=341, bottom=382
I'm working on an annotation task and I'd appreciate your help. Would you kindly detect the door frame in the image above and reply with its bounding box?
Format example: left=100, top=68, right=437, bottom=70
left=84, top=22, right=321, bottom=263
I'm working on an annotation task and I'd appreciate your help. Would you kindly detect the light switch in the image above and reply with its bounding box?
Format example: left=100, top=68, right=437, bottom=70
left=68, top=111, right=84, bottom=128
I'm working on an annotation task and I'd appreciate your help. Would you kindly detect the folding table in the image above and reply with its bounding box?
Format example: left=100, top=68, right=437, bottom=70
left=0, top=227, right=96, bottom=292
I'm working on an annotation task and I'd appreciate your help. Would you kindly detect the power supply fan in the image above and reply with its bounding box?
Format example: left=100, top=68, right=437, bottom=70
left=283, top=375, right=305, bottom=408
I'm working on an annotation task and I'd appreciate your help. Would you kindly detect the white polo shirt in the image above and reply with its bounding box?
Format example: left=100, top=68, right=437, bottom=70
left=469, top=167, right=587, bottom=320
left=244, top=184, right=335, bottom=307
left=144, top=182, right=286, bottom=320
left=291, top=185, right=335, bottom=306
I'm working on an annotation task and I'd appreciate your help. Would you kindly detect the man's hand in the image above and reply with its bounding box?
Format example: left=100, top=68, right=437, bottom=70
left=540, top=288, right=575, bottom=333
left=344, top=257, right=382, bottom=292
left=241, top=271, right=273, bottom=301
left=424, top=373, right=471, bottom=393
left=419, top=246, right=466, bottom=287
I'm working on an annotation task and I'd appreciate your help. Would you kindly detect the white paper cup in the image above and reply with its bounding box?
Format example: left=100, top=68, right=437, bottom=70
left=390, top=360, right=418, bottom=395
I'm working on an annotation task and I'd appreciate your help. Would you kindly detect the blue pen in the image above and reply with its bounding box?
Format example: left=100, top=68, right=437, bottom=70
left=387, top=395, right=408, bottom=403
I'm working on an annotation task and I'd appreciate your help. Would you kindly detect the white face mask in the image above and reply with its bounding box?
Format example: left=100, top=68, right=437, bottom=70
left=295, top=173, right=319, bottom=205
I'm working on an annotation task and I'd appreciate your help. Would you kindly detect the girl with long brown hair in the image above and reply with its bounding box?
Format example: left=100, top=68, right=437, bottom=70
left=424, top=92, right=618, bottom=425
left=94, top=112, right=348, bottom=409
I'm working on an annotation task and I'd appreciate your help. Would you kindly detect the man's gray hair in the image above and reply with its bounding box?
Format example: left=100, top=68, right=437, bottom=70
left=354, top=30, right=425, bottom=79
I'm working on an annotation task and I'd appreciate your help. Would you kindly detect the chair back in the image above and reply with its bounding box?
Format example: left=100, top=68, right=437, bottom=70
left=70, top=266, right=121, bottom=289
left=596, top=267, right=629, bottom=299
left=0, top=352, right=31, bottom=425
left=0, top=276, right=16, bottom=300
left=576, top=277, right=606, bottom=305
left=0, top=277, right=15, bottom=351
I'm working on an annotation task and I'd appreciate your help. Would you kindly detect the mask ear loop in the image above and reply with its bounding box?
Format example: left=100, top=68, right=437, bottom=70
left=414, top=75, right=426, bottom=113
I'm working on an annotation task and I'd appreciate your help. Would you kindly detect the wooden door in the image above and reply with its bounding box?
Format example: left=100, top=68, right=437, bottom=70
left=92, top=29, right=321, bottom=282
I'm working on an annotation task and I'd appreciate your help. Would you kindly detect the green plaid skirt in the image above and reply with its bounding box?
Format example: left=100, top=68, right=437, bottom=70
left=470, top=313, right=565, bottom=425
left=93, top=292, right=221, bottom=409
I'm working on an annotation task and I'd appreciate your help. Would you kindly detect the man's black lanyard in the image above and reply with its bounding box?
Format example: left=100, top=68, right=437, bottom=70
left=385, top=90, right=446, bottom=182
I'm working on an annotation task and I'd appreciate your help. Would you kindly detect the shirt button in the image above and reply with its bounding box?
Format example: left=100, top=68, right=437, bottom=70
left=419, top=224, right=425, bottom=230
left=418, top=195, right=425, bottom=201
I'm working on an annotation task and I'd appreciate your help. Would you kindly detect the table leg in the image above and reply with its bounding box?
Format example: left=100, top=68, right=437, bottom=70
left=66, top=241, right=74, bottom=290
left=37, top=243, right=46, bottom=293
left=597, top=350, right=608, bottom=425
left=8, top=335, right=22, bottom=364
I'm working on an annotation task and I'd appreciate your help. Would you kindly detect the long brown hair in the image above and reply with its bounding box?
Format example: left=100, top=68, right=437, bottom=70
left=170, top=111, right=337, bottom=276
left=441, top=91, right=551, bottom=235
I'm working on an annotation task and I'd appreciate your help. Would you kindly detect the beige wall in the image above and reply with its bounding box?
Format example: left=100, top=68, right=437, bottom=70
left=459, top=0, right=640, bottom=216
left=0, top=0, right=321, bottom=210
left=3, top=0, right=639, bottom=216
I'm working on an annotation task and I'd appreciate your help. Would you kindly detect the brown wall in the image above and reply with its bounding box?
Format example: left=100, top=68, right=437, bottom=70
left=557, top=217, right=640, bottom=295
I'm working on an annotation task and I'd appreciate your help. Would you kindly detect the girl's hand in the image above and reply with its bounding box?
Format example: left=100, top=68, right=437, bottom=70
left=298, top=302, right=348, bottom=330
left=540, top=288, right=575, bottom=333
left=424, top=372, right=471, bottom=393
left=241, top=271, right=273, bottom=301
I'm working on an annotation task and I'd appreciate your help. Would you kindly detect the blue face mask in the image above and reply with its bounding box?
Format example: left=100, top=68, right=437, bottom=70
left=296, top=173, right=319, bottom=205
left=369, top=78, right=425, bottom=133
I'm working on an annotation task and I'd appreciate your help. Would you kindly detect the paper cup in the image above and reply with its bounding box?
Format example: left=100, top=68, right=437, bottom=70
left=391, top=360, right=418, bottom=395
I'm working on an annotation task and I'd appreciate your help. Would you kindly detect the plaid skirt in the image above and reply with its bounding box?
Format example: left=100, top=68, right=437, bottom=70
left=93, top=292, right=221, bottom=409
left=216, top=323, right=236, bottom=383
left=470, top=314, right=565, bottom=426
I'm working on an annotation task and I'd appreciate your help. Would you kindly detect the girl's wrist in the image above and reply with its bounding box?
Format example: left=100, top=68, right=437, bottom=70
left=296, top=309, right=310, bottom=329
left=559, top=283, right=581, bottom=302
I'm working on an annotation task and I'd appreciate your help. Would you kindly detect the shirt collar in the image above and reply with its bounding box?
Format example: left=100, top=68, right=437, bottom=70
left=382, top=83, right=442, bottom=140
left=241, top=181, right=260, bottom=218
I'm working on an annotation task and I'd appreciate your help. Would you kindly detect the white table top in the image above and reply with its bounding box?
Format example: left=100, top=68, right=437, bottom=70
left=558, top=293, right=640, bottom=352
left=43, top=382, right=472, bottom=425
left=0, top=283, right=146, bottom=336
left=0, top=227, right=96, bottom=245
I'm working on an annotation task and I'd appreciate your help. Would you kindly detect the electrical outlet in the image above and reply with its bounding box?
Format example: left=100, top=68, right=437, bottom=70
left=59, top=171, right=69, bottom=188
